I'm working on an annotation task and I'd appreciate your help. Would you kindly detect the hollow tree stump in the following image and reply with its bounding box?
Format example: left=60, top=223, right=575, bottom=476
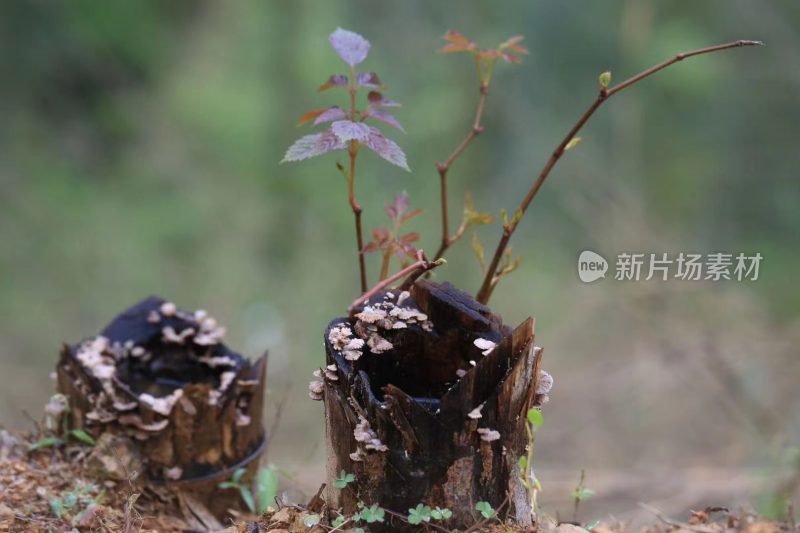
left=56, top=296, right=267, bottom=520
left=317, top=280, right=548, bottom=531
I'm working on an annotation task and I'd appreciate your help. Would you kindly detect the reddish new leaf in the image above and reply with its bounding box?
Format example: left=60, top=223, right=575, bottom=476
left=372, top=227, right=391, bottom=243
left=385, top=191, right=410, bottom=221
left=364, top=126, right=409, bottom=171
left=400, top=232, right=420, bottom=243
left=443, top=30, right=470, bottom=45
left=440, top=30, right=476, bottom=53
left=296, top=108, right=327, bottom=126
left=318, top=74, right=348, bottom=92
left=500, top=52, right=522, bottom=64
left=331, top=120, right=371, bottom=143
left=365, top=108, right=405, bottom=132
left=281, top=130, right=346, bottom=163
left=401, top=208, right=422, bottom=224
left=357, top=72, right=382, bottom=88
left=499, top=35, right=528, bottom=54
left=329, top=28, right=370, bottom=67
left=367, top=91, right=401, bottom=108
left=314, top=106, right=348, bottom=125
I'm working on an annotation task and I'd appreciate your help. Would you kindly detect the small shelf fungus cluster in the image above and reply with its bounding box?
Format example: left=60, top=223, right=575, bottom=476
left=316, top=280, right=552, bottom=529
left=56, top=297, right=266, bottom=518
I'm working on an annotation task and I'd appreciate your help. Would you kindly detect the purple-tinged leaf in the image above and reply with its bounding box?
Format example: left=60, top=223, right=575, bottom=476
left=318, top=74, right=348, bottom=92
left=386, top=191, right=410, bottom=221
left=367, top=91, right=401, bottom=108
left=281, top=130, right=346, bottom=163
left=365, top=108, right=405, bottom=133
left=331, top=120, right=371, bottom=143
left=314, top=106, right=348, bottom=125
left=329, top=28, right=370, bottom=67
left=364, top=126, right=409, bottom=171
left=357, top=72, right=382, bottom=88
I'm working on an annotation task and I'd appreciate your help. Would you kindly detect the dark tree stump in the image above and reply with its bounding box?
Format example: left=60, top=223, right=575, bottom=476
left=56, top=296, right=267, bottom=520
left=317, top=281, right=547, bottom=530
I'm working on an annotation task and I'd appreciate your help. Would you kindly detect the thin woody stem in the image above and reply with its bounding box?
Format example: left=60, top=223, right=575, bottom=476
left=349, top=251, right=443, bottom=312
left=346, top=64, right=368, bottom=293
left=348, top=146, right=368, bottom=293
left=433, top=82, right=489, bottom=261
left=476, top=39, right=763, bottom=304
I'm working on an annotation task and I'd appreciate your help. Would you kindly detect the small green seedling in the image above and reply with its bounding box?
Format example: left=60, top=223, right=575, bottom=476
left=518, top=407, right=544, bottom=518
left=29, top=395, right=97, bottom=452
left=49, top=483, right=103, bottom=526
left=475, top=500, right=495, bottom=519
left=430, top=506, right=453, bottom=521
left=407, top=503, right=432, bottom=525
left=571, top=469, right=595, bottom=523
left=218, top=465, right=278, bottom=514
left=355, top=502, right=385, bottom=523
left=334, top=469, right=356, bottom=489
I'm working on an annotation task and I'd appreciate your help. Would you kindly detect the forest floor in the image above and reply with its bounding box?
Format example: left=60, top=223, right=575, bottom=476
left=0, top=428, right=795, bottom=533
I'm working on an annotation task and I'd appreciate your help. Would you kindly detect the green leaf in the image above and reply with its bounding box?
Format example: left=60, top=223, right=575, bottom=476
left=586, top=520, right=601, bottom=530
left=431, top=506, right=452, bottom=520
left=69, top=429, right=96, bottom=446
left=332, top=515, right=346, bottom=528
left=231, top=467, right=246, bottom=485
left=598, top=71, right=611, bottom=88
left=527, top=408, right=543, bottom=429
left=50, top=498, right=63, bottom=518
left=303, top=513, right=321, bottom=527
left=239, top=486, right=256, bottom=513
left=475, top=501, right=495, bottom=519
left=334, top=470, right=355, bottom=489
left=217, top=481, right=238, bottom=490
left=572, top=487, right=596, bottom=501
left=407, top=503, right=431, bottom=524
left=359, top=504, right=384, bottom=523
left=29, top=436, right=64, bottom=451
left=256, top=466, right=278, bottom=514
left=518, top=456, right=528, bottom=471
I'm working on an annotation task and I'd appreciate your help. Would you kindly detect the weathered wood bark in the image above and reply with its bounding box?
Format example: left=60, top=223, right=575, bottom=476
left=56, top=296, right=267, bottom=520
left=319, top=280, right=546, bottom=531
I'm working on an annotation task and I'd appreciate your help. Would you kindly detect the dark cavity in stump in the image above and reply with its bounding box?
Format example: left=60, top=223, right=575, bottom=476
left=318, top=280, right=548, bottom=531
left=56, top=296, right=267, bottom=520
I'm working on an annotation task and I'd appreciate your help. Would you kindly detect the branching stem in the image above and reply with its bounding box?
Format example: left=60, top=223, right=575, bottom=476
left=475, top=39, right=763, bottom=304
left=349, top=250, right=444, bottom=312
left=434, top=82, right=489, bottom=261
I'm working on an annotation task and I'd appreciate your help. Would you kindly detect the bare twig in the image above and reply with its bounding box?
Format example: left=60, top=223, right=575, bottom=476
left=434, top=82, right=489, bottom=261
left=476, top=39, right=763, bottom=304
left=349, top=250, right=444, bottom=312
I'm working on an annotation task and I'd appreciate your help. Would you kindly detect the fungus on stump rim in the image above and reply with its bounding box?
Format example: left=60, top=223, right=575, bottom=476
left=320, top=280, right=546, bottom=530
left=55, top=296, right=267, bottom=520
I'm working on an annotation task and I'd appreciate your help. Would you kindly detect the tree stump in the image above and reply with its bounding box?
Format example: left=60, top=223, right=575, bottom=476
left=317, top=280, right=548, bottom=530
left=56, top=296, right=267, bottom=520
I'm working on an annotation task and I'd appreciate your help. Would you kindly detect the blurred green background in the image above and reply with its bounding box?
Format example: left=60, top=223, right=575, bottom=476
left=1, top=0, right=799, bottom=523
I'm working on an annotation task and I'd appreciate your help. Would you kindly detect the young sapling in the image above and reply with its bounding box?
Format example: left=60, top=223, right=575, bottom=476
left=282, top=28, right=409, bottom=293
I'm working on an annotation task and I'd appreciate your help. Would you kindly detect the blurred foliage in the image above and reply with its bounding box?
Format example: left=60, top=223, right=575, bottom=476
left=1, top=0, right=799, bottom=516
